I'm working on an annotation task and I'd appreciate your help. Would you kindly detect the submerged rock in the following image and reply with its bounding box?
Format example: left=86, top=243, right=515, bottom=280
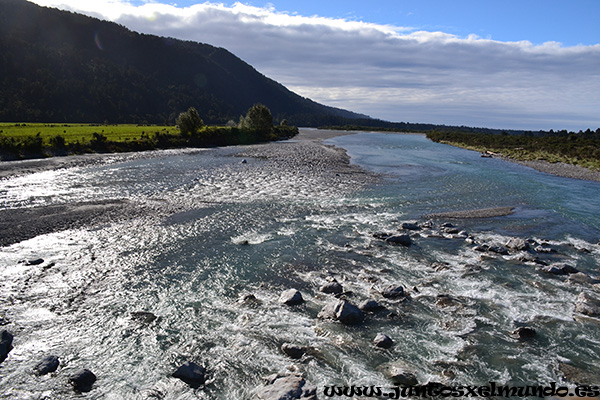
left=385, top=235, right=412, bottom=246
left=279, top=289, right=304, bottom=306
left=372, top=231, right=392, bottom=240
left=281, top=343, right=307, bottom=359
left=25, top=258, right=44, bottom=265
left=318, top=300, right=364, bottom=325
left=34, top=355, right=60, bottom=375
left=253, top=374, right=317, bottom=400
left=374, top=333, right=394, bottom=349
left=320, top=281, right=343, bottom=295
left=488, top=245, right=509, bottom=255
left=542, top=264, right=579, bottom=276
left=69, top=369, right=96, bottom=392
left=575, top=292, right=600, bottom=318
left=0, top=330, right=13, bottom=364
left=172, top=361, right=207, bottom=388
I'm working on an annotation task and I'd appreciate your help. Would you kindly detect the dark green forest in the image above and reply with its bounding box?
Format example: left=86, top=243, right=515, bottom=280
left=0, top=0, right=366, bottom=126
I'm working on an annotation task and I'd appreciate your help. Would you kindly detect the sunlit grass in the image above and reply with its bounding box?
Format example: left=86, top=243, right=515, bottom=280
left=0, top=123, right=179, bottom=145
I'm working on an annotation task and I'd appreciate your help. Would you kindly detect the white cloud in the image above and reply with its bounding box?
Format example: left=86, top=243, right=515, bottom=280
left=29, top=0, right=600, bottom=130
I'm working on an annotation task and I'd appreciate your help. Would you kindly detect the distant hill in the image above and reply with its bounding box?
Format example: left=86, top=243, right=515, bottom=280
left=0, top=0, right=367, bottom=125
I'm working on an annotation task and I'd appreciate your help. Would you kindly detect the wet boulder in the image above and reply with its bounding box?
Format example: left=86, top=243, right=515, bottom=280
left=385, top=235, right=412, bottom=246
left=512, top=327, right=537, bottom=340
left=318, top=300, right=364, bottom=325
left=506, top=238, right=530, bottom=251
left=379, top=361, right=419, bottom=386
left=542, top=264, right=579, bottom=276
left=34, top=355, right=60, bottom=375
left=381, top=284, right=405, bottom=299
left=0, top=330, right=13, bottom=364
left=279, top=289, right=304, bottom=306
left=401, top=222, right=421, bottom=231
left=130, top=311, right=157, bottom=324
left=281, top=343, right=307, bottom=359
left=575, top=292, right=600, bottom=318
left=374, top=333, right=394, bottom=349
left=319, top=281, right=343, bottom=295
left=488, top=245, right=509, bottom=255
left=359, top=298, right=385, bottom=312
left=373, top=231, right=392, bottom=240
left=69, top=369, right=96, bottom=392
left=253, top=374, right=317, bottom=400
left=172, top=361, right=207, bottom=388
left=25, top=258, right=44, bottom=266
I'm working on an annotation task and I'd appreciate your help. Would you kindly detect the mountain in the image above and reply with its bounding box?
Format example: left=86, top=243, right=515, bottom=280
left=0, top=0, right=367, bottom=125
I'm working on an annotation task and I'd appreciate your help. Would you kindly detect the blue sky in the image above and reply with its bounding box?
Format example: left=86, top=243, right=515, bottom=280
left=30, top=0, right=600, bottom=130
left=161, top=0, right=600, bottom=46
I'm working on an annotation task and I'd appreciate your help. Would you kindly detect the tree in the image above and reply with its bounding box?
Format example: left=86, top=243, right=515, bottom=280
left=242, top=103, right=273, bottom=136
left=176, top=107, right=204, bottom=136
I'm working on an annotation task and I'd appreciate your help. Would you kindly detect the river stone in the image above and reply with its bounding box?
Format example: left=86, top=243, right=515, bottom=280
left=34, top=355, right=60, bottom=375
left=401, top=222, right=421, bottom=231
left=506, top=238, right=530, bottom=251
left=279, top=289, right=304, bottom=306
left=69, top=369, right=96, bottom=392
left=575, top=292, right=600, bottom=318
left=512, top=327, right=536, bottom=340
left=0, top=330, right=13, bottom=364
left=488, top=245, right=509, bottom=255
left=172, top=361, right=207, bottom=388
left=130, top=311, right=157, bottom=324
left=374, top=333, right=394, bottom=349
left=541, top=265, right=569, bottom=276
left=381, top=284, right=405, bottom=299
left=379, top=361, right=419, bottom=386
left=385, top=235, right=412, bottom=246
left=253, top=374, right=317, bottom=400
left=25, top=258, right=44, bottom=265
left=319, top=281, right=343, bottom=295
left=281, top=343, right=306, bottom=359
left=318, top=300, right=364, bottom=325
left=373, top=231, right=392, bottom=240
left=359, top=298, right=385, bottom=312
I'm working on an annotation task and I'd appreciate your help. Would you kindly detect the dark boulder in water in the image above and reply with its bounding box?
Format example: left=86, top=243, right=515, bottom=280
left=381, top=284, right=405, bottom=299
left=0, top=330, right=13, bottom=364
left=172, top=361, right=207, bottom=388
left=512, top=327, right=536, bottom=340
left=279, top=289, right=304, bottom=306
left=253, top=373, right=317, bottom=400
left=359, top=298, right=385, bottom=312
left=25, top=258, right=44, bottom=265
left=281, top=343, right=307, bottom=359
left=374, top=333, right=394, bottom=349
left=69, top=369, right=96, bottom=392
left=385, top=235, right=412, bottom=246
left=34, top=355, right=60, bottom=375
left=319, top=281, right=343, bottom=295
left=318, top=300, right=364, bottom=325
left=401, top=222, right=421, bottom=231
left=372, top=231, right=392, bottom=240
left=379, top=361, right=419, bottom=386
left=130, top=311, right=157, bottom=324
left=488, top=245, right=509, bottom=255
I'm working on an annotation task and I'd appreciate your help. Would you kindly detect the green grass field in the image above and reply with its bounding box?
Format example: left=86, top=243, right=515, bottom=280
left=0, top=123, right=179, bottom=145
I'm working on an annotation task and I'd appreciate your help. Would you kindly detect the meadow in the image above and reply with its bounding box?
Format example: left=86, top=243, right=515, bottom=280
left=0, top=123, right=179, bottom=145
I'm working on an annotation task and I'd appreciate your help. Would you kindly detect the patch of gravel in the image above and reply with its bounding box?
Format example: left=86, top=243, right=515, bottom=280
left=509, top=159, right=600, bottom=182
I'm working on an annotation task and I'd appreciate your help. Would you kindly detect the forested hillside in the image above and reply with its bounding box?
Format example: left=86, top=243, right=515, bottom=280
left=0, top=0, right=366, bottom=125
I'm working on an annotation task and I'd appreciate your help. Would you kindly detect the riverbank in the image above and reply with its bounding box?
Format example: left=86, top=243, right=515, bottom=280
left=0, top=129, right=377, bottom=247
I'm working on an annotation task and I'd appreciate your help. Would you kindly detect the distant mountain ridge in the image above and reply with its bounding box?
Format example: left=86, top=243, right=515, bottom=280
left=0, top=0, right=368, bottom=125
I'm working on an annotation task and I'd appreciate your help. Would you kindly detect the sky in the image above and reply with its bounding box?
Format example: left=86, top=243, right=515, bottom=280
left=29, top=0, right=600, bottom=131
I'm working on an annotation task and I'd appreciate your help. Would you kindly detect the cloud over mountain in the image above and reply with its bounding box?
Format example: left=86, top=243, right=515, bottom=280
left=30, top=0, right=600, bottom=130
